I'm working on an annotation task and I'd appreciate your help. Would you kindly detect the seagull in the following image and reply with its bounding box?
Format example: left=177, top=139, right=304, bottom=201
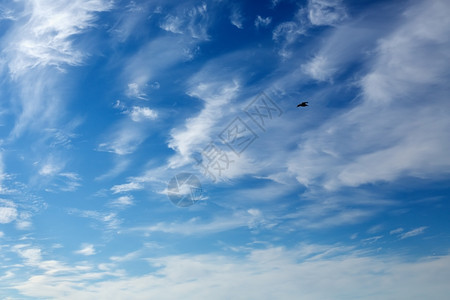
left=297, top=101, right=308, bottom=107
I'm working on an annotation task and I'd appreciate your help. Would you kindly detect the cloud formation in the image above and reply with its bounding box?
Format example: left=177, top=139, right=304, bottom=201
left=9, top=244, right=450, bottom=299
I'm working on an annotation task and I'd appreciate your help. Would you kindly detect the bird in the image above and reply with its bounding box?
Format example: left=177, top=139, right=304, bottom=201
left=297, top=101, right=308, bottom=107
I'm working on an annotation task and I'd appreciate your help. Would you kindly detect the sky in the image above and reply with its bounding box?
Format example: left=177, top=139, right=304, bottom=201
left=0, top=0, right=449, bottom=298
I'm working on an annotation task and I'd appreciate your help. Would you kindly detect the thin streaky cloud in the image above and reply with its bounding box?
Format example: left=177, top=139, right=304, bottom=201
left=0, top=1, right=448, bottom=299
left=400, top=226, right=428, bottom=240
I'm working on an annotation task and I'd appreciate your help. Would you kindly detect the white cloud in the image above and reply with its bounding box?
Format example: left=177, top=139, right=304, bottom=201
left=12, top=245, right=42, bottom=266
left=230, top=7, right=243, bottom=29
left=159, top=3, right=209, bottom=40
left=97, top=121, right=149, bottom=155
left=272, top=10, right=308, bottom=57
left=107, top=1, right=155, bottom=43
left=95, top=158, right=131, bottom=181
left=43, top=126, right=78, bottom=149
left=36, top=157, right=81, bottom=191
left=10, top=244, right=450, bottom=299
left=254, top=16, right=271, bottom=28
left=0, top=4, right=17, bottom=21
left=129, top=106, right=158, bottom=122
left=308, top=0, right=347, bottom=26
left=68, top=209, right=121, bottom=230
left=0, top=199, right=18, bottom=224
left=109, top=250, right=143, bottom=263
left=361, top=235, right=383, bottom=244
left=162, top=49, right=272, bottom=178
left=3, top=0, right=112, bottom=76
left=273, top=21, right=305, bottom=44
left=75, top=244, right=96, bottom=256
left=297, top=208, right=377, bottom=229
left=19, top=248, right=42, bottom=265
left=160, top=15, right=184, bottom=34
left=288, top=0, right=450, bottom=189
left=0, top=152, right=12, bottom=193
left=367, top=224, right=384, bottom=234
left=168, top=70, right=240, bottom=168
left=127, top=82, right=147, bottom=100
left=110, top=195, right=134, bottom=207
left=0, top=0, right=112, bottom=137
left=127, top=210, right=267, bottom=236
left=106, top=165, right=172, bottom=200
left=121, top=35, right=200, bottom=105
left=301, top=55, right=335, bottom=81
left=58, top=173, right=82, bottom=192
left=299, top=22, right=381, bottom=82
left=39, top=162, right=63, bottom=176
left=98, top=101, right=157, bottom=155
left=111, top=182, right=143, bottom=194
left=16, top=212, right=33, bottom=230
left=271, top=0, right=281, bottom=8
left=279, top=190, right=397, bottom=229
left=390, top=228, right=404, bottom=235
left=0, top=207, right=17, bottom=223
left=272, top=0, right=346, bottom=58
left=400, top=226, right=428, bottom=239
left=114, top=100, right=157, bottom=121
left=102, top=35, right=201, bottom=156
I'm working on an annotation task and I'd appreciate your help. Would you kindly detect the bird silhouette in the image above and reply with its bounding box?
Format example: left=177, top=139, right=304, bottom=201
left=297, top=101, right=308, bottom=107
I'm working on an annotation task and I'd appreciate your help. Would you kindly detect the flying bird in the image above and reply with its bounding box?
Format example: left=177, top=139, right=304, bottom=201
left=297, top=101, right=308, bottom=107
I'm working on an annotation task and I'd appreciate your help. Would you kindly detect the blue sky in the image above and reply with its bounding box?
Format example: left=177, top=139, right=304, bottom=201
left=0, top=0, right=449, bottom=298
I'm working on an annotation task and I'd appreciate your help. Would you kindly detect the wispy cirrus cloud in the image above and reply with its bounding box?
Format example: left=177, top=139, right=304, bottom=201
left=299, top=16, right=385, bottom=83
left=272, top=14, right=307, bottom=58
left=74, top=243, right=96, bottom=256
left=0, top=152, right=13, bottom=194
left=168, top=80, right=240, bottom=168
left=98, top=35, right=198, bottom=157
left=301, top=55, right=334, bottom=81
left=400, top=226, right=428, bottom=240
left=127, top=209, right=268, bottom=236
left=121, top=35, right=200, bottom=97
left=0, top=0, right=112, bottom=137
left=307, top=0, right=347, bottom=26
left=109, top=195, right=134, bottom=207
left=126, top=82, right=148, bottom=100
left=68, top=209, right=121, bottom=230
left=6, top=243, right=123, bottom=296
left=229, top=6, right=244, bottom=29
left=390, top=228, right=404, bottom=235
left=8, top=244, right=450, bottom=299
left=280, top=189, right=397, bottom=229
left=34, top=156, right=82, bottom=192
left=97, top=120, right=150, bottom=155
left=12, top=244, right=42, bottom=266
left=128, top=106, right=158, bottom=122
left=111, top=181, right=144, bottom=194
left=0, top=2, right=19, bottom=21
left=97, top=100, right=158, bottom=155
left=3, top=0, right=112, bottom=76
left=0, top=199, right=18, bottom=224
left=254, top=15, right=271, bottom=28
left=159, top=2, right=209, bottom=40
left=272, top=0, right=347, bottom=58
left=107, top=1, right=153, bottom=43
left=288, top=0, right=450, bottom=190
left=167, top=50, right=247, bottom=168
left=95, top=157, right=131, bottom=181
